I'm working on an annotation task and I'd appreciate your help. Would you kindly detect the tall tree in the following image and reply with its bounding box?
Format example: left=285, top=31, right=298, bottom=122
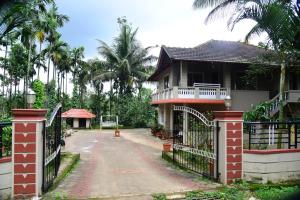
left=95, top=18, right=155, bottom=96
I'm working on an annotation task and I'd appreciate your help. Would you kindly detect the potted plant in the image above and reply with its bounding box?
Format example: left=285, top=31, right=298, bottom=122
left=115, top=129, right=120, bottom=137
left=163, top=142, right=172, bottom=152
left=153, top=124, right=163, bottom=137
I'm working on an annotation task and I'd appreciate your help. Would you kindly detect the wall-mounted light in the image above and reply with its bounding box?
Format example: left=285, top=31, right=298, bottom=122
left=27, top=88, right=36, bottom=108
left=225, top=95, right=232, bottom=110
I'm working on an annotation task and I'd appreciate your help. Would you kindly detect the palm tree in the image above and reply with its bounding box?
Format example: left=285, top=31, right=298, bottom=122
left=95, top=19, right=156, bottom=96
left=194, top=0, right=300, bottom=147
left=44, top=4, right=69, bottom=85
left=0, top=0, right=31, bottom=40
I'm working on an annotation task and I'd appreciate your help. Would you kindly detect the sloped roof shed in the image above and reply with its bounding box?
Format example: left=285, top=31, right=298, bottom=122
left=62, top=109, right=95, bottom=119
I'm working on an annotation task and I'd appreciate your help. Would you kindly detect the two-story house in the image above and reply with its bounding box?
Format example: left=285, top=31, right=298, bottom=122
left=148, top=40, right=300, bottom=131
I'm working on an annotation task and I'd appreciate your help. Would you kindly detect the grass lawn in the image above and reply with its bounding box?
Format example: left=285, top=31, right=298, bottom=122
left=153, top=180, right=300, bottom=200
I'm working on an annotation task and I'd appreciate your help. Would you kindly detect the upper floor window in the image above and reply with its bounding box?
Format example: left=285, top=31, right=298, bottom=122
left=233, top=71, right=256, bottom=90
left=164, top=76, right=169, bottom=89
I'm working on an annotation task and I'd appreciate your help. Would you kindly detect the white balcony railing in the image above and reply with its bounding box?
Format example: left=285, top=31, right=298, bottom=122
left=152, top=85, right=229, bottom=102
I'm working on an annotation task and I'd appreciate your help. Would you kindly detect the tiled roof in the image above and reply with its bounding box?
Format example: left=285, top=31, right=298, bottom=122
left=163, top=40, right=272, bottom=63
left=62, top=109, right=96, bottom=119
left=148, top=40, right=275, bottom=81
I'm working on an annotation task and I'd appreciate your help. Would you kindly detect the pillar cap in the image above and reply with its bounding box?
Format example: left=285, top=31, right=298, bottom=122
left=12, top=109, right=47, bottom=121
left=213, top=111, right=243, bottom=120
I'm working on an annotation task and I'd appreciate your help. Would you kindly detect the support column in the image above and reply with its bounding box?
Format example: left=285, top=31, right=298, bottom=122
left=214, top=111, right=243, bottom=184
left=170, top=104, right=174, bottom=133
left=12, top=109, right=47, bottom=199
left=180, top=61, right=188, bottom=87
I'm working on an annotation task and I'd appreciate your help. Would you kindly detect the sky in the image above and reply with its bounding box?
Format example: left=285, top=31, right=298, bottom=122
left=55, top=0, right=261, bottom=59
left=1, top=0, right=265, bottom=95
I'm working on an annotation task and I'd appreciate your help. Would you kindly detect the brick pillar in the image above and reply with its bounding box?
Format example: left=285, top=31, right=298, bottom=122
left=12, top=109, right=47, bottom=199
left=214, top=111, right=243, bottom=184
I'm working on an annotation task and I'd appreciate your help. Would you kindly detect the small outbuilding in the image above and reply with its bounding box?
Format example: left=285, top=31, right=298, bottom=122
left=62, top=109, right=96, bottom=128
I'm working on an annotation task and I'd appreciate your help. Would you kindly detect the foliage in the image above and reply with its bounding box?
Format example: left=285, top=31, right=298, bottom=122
left=32, top=79, right=46, bottom=108
left=152, top=193, right=167, bottom=200
left=243, top=101, right=272, bottom=122
left=71, top=84, right=81, bottom=109
left=0, top=115, right=12, bottom=156
left=193, top=0, right=300, bottom=125
left=46, top=79, right=58, bottom=116
left=2, top=126, right=12, bottom=156
left=118, top=88, right=155, bottom=128
left=184, top=181, right=299, bottom=200
left=95, top=17, right=156, bottom=95
left=61, top=93, right=72, bottom=112
left=254, top=186, right=299, bottom=200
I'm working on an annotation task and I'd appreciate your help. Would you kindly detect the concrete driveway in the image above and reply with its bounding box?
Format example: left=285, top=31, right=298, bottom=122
left=52, top=129, right=217, bottom=199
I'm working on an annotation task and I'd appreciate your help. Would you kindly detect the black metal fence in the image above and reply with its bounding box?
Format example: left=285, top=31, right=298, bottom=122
left=42, top=104, right=62, bottom=192
left=244, top=121, right=300, bottom=150
left=0, top=122, right=12, bottom=158
left=172, top=109, right=218, bottom=180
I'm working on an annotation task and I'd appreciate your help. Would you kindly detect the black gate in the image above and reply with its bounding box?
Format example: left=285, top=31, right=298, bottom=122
left=173, top=106, right=219, bottom=180
left=42, top=104, right=62, bottom=192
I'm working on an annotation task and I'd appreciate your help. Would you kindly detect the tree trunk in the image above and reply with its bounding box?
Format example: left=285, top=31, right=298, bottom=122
left=65, top=73, right=67, bottom=94
left=2, top=40, right=8, bottom=95
left=61, top=73, right=64, bottom=95
left=37, top=41, right=42, bottom=80
left=46, top=43, right=52, bottom=86
left=277, top=60, right=286, bottom=149
left=57, top=72, right=60, bottom=100
left=25, top=37, right=33, bottom=106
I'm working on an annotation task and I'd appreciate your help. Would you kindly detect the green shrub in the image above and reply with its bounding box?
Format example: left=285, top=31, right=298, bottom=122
left=243, top=101, right=272, bottom=122
left=255, top=186, right=300, bottom=200
left=32, top=79, right=46, bottom=109
left=2, top=126, right=12, bottom=156
left=118, top=88, right=155, bottom=128
left=152, top=193, right=167, bottom=200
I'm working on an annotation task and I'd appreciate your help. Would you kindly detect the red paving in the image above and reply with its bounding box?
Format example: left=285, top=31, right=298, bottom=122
left=52, top=129, right=218, bottom=199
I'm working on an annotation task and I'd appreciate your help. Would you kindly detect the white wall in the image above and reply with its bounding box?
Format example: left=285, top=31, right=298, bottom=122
left=231, top=90, right=269, bottom=111
left=0, top=160, right=12, bottom=199
left=244, top=151, right=300, bottom=183
left=86, top=119, right=90, bottom=128
left=73, top=118, right=79, bottom=128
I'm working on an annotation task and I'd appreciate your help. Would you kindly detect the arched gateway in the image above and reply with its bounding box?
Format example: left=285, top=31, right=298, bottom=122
left=172, top=106, right=219, bottom=180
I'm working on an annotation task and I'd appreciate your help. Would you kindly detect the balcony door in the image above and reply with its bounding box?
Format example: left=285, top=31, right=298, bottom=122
left=188, top=72, right=204, bottom=87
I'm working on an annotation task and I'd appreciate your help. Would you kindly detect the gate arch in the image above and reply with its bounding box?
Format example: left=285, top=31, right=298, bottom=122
left=172, top=106, right=219, bottom=180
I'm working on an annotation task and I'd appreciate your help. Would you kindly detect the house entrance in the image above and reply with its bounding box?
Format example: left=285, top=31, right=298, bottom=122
left=172, top=106, right=219, bottom=180
left=79, top=118, right=86, bottom=128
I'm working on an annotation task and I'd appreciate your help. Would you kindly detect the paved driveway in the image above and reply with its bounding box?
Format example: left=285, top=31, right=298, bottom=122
left=52, top=129, right=217, bottom=199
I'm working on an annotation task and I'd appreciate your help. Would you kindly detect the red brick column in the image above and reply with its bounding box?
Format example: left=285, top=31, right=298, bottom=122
left=214, top=111, right=243, bottom=184
left=12, top=109, right=47, bottom=199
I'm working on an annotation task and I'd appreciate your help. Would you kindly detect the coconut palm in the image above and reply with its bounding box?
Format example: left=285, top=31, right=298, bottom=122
left=95, top=19, right=156, bottom=95
left=228, top=2, right=300, bottom=143
left=194, top=0, right=300, bottom=148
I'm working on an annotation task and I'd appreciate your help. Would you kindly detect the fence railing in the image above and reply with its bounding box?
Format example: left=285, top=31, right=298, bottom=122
left=151, top=84, right=229, bottom=102
left=244, top=121, right=300, bottom=150
left=0, top=122, right=12, bottom=158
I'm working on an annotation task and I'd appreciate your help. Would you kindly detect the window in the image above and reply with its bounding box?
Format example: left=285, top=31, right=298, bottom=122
left=188, top=72, right=204, bottom=86
left=211, top=72, right=219, bottom=84
left=289, top=73, right=298, bottom=90
left=234, top=71, right=256, bottom=90
left=164, top=76, right=169, bottom=89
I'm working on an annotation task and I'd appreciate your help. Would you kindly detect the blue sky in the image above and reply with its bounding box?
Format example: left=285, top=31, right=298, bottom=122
left=56, top=0, right=260, bottom=59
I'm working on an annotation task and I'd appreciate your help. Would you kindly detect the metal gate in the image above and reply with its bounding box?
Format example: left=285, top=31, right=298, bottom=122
left=42, top=104, right=62, bottom=192
left=172, top=106, right=219, bottom=180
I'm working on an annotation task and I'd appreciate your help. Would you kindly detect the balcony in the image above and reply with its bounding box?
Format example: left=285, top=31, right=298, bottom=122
left=151, top=83, right=229, bottom=103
